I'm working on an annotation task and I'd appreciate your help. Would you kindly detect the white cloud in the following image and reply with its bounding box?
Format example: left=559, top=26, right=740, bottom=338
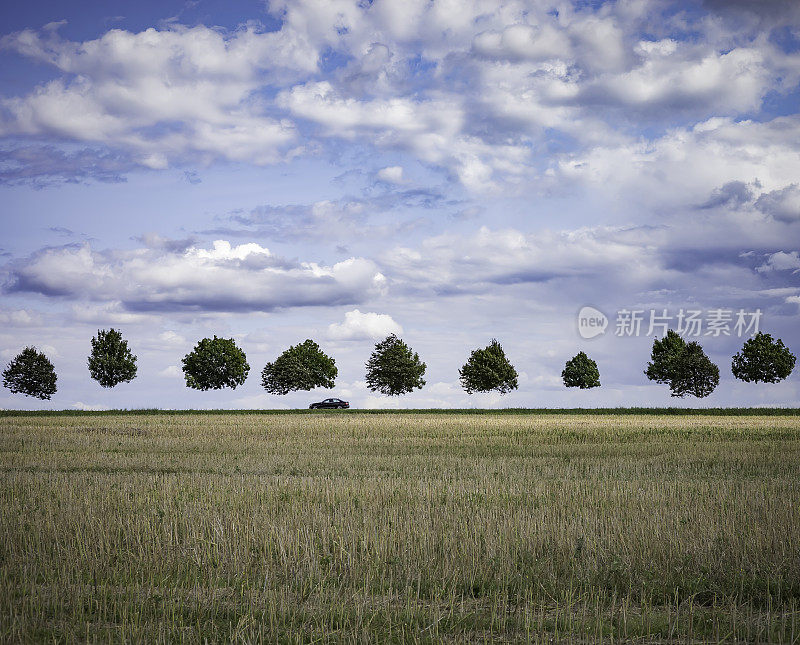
left=756, top=184, right=800, bottom=222
left=0, top=309, right=41, bottom=326
left=327, top=309, right=403, bottom=340
left=756, top=251, right=800, bottom=272
left=0, top=25, right=304, bottom=165
left=551, top=116, right=800, bottom=208
left=3, top=1, right=798, bottom=191
left=71, top=402, right=110, bottom=411
left=382, top=225, right=664, bottom=293
left=70, top=302, right=152, bottom=325
left=377, top=165, right=404, bottom=183
left=7, top=240, right=386, bottom=313
left=158, top=365, right=183, bottom=379
left=472, top=23, right=572, bottom=62
left=158, top=331, right=186, bottom=345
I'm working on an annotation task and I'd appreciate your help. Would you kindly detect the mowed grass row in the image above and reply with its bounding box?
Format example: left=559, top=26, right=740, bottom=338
left=0, top=414, right=798, bottom=642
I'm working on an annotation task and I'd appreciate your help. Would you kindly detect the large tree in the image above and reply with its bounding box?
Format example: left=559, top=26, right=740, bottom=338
left=261, top=339, right=337, bottom=395
left=2, top=347, right=58, bottom=400
left=669, top=341, right=720, bottom=398
left=562, top=351, right=601, bottom=389
left=459, top=339, right=518, bottom=394
left=644, top=329, right=686, bottom=385
left=182, top=336, right=250, bottom=391
left=645, top=332, right=719, bottom=398
left=365, top=334, right=426, bottom=396
left=87, top=328, right=138, bottom=388
left=732, top=332, right=795, bottom=383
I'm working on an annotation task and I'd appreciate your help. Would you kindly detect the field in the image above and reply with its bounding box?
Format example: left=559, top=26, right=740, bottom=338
left=1, top=411, right=799, bottom=643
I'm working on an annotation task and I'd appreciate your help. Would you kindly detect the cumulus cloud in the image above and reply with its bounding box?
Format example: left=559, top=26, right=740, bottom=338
left=0, top=24, right=304, bottom=167
left=4, top=240, right=386, bottom=313
left=756, top=251, right=800, bottom=273
left=551, top=116, right=800, bottom=209
left=376, top=166, right=404, bottom=184
left=327, top=309, right=403, bottom=340
left=0, top=309, right=42, bottom=326
left=755, top=184, right=800, bottom=222
left=2, top=0, right=799, bottom=190
left=382, top=225, right=664, bottom=295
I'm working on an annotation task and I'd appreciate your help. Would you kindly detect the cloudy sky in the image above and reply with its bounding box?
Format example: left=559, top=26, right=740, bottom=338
left=1, top=0, right=799, bottom=410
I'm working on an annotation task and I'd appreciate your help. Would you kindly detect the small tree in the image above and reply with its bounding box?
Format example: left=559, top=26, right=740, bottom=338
left=669, top=341, right=720, bottom=398
left=365, top=334, right=426, bottom=396
left=182, top=336, right=249, bottom=391
left=732, top=332, right=795, bottom=383
left=562, top=351, right=600, bottom=389
left=2, top=347, right=58, bottom=400
left=459, top=339, right=518, bottom=394
left=87, top=328, right=138, bottom=388
left=261, top=339, right=337, bottom=395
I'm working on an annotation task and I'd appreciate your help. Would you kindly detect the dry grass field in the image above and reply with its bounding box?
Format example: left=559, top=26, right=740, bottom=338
left=1, top=412, right=799, bottom=643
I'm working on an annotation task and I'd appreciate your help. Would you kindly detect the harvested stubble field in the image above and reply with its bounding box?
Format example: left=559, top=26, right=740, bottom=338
left=1, top=412, right=799, bottom=643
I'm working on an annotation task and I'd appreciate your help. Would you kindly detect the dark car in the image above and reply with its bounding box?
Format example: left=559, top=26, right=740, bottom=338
left=309, top=398, right=350, bottom=409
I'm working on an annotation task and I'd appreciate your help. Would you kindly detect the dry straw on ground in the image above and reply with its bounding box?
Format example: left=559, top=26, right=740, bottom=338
left=1, top=413, right=798, bottom=642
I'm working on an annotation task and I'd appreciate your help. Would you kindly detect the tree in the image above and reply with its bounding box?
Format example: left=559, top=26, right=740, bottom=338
left=2, top=347, right=58, bottom=400
left=562, top=351, right=601, bottom=389
left=365, top=334, right=426, bottom=396
left=645, top=331, right=719, bottom=398
left=645, top=329, right=686, bottom=385
left=459, top=339, right=518, bottom=394
left=87, top=328, right=138, bottom=388
left=261, top=339, right=337, bottom=395
left=182, top=336, right=250, bottom=391
left=731, top=332, right=796, bottom=383
left=669, top=341, right=720, bottom=398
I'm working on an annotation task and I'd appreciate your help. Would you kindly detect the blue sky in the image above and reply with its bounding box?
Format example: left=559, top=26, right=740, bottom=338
left=1, top=0, right=799, bottom=409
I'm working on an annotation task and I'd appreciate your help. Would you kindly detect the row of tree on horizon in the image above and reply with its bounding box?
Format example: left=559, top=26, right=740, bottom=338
left=1, top=329, right=796, bottom=403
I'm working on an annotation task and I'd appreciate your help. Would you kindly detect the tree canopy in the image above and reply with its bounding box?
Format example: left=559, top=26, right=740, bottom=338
left=182, top=336, right=250, bottom=391
left=365, top=334, right=426, bottom=396
left=261, top=339, right=337, bottom=395
left=2, top=347, right=58, bottom=400
left=645, top=331, right=719, bottom=398
left=644, top=329, right=685, bottom=385
left=87, top=328, right=138, bottom=388
left=459, top=339, right=518, bottom=394
left=562, top=351, right=601, bottom=389
left=731, top=332, right=795, bottom=383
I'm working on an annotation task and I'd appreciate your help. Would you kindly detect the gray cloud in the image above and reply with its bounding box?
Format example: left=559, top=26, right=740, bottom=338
left=0, top=145, right=133, bottom=186
left=699, top=181, right=759, bottom=210
left=202, top=188, right=449, bottom=242
left=3, top=240, right=386, bottom=313
left=755, top=184, right=800, bottom=222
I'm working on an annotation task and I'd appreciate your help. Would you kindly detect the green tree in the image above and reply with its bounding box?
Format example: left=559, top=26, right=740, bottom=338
left=182, top=336, right=250, bottom=391
left=645, top=329, right=686, bottom=385
left=669, top=341, right=720, bottom=398
left=365, top=334, right=426, bottom=396
left=731, top=332, right=795, bottom=383
left=459, top=339, right=518, bottom=394
left=562, top=351, right=601, bottom=389
left=87, top=328, right=138, bottom=388
left=646, top=332, right=719, bottom=398
left=2, top=347, right=58, bottom=400
left=261, top=339, right=337, bottom=395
